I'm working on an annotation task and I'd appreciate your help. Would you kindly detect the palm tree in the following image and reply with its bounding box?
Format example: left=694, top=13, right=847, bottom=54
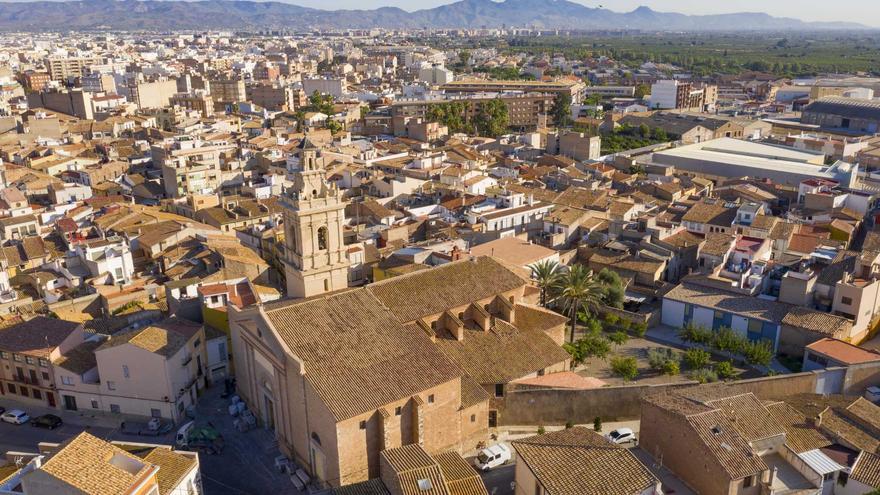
left=530, top=259, right=562, bottom=307
left=556, top=264, right=605, bottom=343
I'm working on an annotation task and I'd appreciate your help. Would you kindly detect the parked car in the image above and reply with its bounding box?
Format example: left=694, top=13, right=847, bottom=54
left=31, top=414, right=62, bottom=429
left=474, top=443, right=511, bottom=471
left=606, top=427, right=637, bottom=445
left=1, top=410, right=30, bottom=425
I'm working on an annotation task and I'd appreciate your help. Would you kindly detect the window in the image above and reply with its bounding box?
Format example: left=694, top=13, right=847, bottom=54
left=7, top=383, right=15, bottom=394
left=194, top=338, right=201, bottom=348
left=123, top=365, right=130, bottom=378
left=470, top=414, right=476, bottom=423
left=91, top=400, right=99, bottom=409
left=395, top=406, right=402, bottom=416
left=841, top=296, right=853, bottom=306
left=824, top=472, right=834, bottom=481
left=427, top=394, right=435, bottom=404
left=39, top=359, right=48, bottom=368
left=744, top=476, right=753, bottom=488
left=0, top=351, right=7, bottom=359
left=838, top=471, right=849, bottom=486
left=110, top=404, right=121, bottom=414
left=13, top=353, right=22, bottom=362
left=495, top=384, right=504, bottom=397
left=20, top=387, right=28, bottom=397
left=42, top=371, right=49, bottom=381
left=359, top=420, right=367, bottom=429
left=32, top=389, right=41, bottom=400
left=61, top=376, right=73, bottom=385
left=107, top=381, right=116, bottom=391
left=151, top=409, right=162, bottom=418
left=317, top=226, right=328, bottom=250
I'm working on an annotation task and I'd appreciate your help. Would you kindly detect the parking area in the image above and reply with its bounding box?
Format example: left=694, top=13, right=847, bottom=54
left=0, top=385, right=300, bottom=495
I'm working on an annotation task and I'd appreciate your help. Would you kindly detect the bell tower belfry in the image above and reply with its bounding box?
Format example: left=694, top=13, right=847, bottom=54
left=281, top=136, right=349, bottom=298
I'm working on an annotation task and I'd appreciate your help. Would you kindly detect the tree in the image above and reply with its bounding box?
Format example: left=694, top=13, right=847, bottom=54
left=563, top=333, right=611, bottom=366
left=307, top=90, right=334, bottom=115
left=326, top=119, right=342, bottom=134
left=634, top=83, right=651, bottom=99
left=530, top=259, right=562, bottom=307
left=593, top=416, right=602, bottom=432
left=473, top=98, right=509, bottom=138
left=610, top=356, right=639, bottom=381
left=683, top=348, right=711, bottom=369
left=550, top=93, right=572, bottom=127
left=743, top=340, right=774, bottom=367
left=556, top=264, right=605, bottom=342
left=596, top=268, right=624, bottom=309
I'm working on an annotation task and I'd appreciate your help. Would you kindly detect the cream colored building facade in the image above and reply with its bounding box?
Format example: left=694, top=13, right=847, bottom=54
left=281, top=137, right=350, bottom=298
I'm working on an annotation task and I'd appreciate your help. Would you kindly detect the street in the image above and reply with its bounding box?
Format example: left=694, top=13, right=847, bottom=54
left=480, top=464, right=515, bottom=495
left=0, top=386, right=298, bottom=495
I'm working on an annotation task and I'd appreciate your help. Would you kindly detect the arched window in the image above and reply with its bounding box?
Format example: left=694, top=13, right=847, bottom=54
left=317, top=226, right=328, bottom=250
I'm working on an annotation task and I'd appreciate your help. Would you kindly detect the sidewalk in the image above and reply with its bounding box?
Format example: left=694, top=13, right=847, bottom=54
left=0, top=395, right=129, bottom=430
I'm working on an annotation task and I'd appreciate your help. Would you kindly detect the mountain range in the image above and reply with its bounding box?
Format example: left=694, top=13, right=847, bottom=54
left=0, top=0, right=870, bottom=31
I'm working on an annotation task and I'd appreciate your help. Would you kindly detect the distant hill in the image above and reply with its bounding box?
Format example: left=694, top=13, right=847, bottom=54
left=0, top=0, right=869, bottom=31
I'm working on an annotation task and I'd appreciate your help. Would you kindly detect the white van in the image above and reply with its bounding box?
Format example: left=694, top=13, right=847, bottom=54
left=474, top=443, right=511, bottom=471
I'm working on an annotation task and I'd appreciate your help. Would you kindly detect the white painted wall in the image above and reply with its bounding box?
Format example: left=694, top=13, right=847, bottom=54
left=661, top=299, right=685, bottom=328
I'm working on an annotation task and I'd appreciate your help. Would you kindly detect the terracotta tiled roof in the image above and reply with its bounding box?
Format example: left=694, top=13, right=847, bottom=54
left=433, top=451, right=488, bottom=495
left=141, top=448, right=198, bottom=495
left=367, top=256, right=526, bottom=323
left=37, top=432, right=154, bottom=494
left=333, top=479, right=390, bottom=495
left=0, top=316, right=81, bottom=358
left=765, top=401, right=832, bottom=454
left=433, top=319, right=569, bottom=385
left=686, top=409, right=768, bottom=480
left=265, top=289, right=463, bottom=421
left=513, top=427, right=657, bottom=495
left=704, top=393, right=786, bottom=443
left=806, top=338, right=880, bottom=365
left=852, top=451, right=880, bottom=489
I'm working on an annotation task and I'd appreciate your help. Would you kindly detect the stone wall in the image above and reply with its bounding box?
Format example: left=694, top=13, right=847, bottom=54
left=499, top=363, right=880, bottom=426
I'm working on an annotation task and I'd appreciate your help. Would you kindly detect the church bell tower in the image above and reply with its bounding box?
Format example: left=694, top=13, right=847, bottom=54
left=281, top=136, right=349, bottom=298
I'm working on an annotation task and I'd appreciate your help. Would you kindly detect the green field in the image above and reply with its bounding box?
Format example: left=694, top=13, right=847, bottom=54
left=412, top=33, right=880, bottom=78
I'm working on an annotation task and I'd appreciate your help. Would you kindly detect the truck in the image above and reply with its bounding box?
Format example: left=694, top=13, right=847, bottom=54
left=175, top=421, right=224, bottom=455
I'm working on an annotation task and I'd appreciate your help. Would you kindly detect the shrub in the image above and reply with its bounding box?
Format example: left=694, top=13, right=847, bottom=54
left=743, top=340, right=774, bottom=367
left=690, top=368, right=718, bottom=384
left=565, top=421, right=574, bottom=429
left=604, top=313, right=620, bottom=326
left=618, top=319, right=632, bottom=331
left=712, top=327, right=747, bottom=354
left=593, top=416, right=602, bottom=432
left=678, top=323, right=712, bottom=345
left=630, top=322, right=648, bottom=337
left=609, top=331, right=629, bottom=346
left=610, top=356, right=639, bottom=381
left=661, top=359, right=680, bottom=376
left=683, top=348, right=711, bottom=369
left=647, top=347, right=677, bottom=370
left=715, top=361, right=736, bottom=380
left=537, top=425, right=546, bottom=435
